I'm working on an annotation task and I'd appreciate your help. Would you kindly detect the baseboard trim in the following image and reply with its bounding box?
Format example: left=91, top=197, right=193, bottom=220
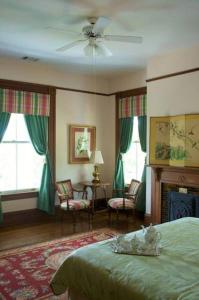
left=1, top=207, right=60, bottom=227
left=1, top=199, right=108, bottom=227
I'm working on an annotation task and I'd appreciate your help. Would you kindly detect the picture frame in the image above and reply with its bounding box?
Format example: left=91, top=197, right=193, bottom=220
left=150, top=114, right=199, bottom=167
left=69, top=124, right=96, bottom=164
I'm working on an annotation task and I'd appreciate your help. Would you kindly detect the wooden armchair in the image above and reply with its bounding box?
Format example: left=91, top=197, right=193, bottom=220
left=55, top=179, right=91, bottom=232
left=108, top=179, right=142, bottom=223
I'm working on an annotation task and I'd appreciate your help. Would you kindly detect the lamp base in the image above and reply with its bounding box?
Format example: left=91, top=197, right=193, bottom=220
left=92, top=179, right=100, bottom=184
left=92, top=165, right=100, bottom=184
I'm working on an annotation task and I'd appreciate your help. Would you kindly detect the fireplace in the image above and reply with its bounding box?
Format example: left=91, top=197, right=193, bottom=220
left=150, top=165, right=199, bottom=224
left=161, top=184, right=199, bottom=222
left=167, top=191, right=199, bottom=221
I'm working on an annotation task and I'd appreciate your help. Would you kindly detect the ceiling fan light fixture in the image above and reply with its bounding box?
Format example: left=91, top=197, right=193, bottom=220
left=95, top=43, right=112, bottom=57
left=84, top=43, right=96, bottom=57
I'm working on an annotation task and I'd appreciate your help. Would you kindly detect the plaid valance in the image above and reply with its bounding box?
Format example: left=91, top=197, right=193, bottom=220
left=119, top=94, right=147, bottom=118
left=0, top=88, right=50, bottom=116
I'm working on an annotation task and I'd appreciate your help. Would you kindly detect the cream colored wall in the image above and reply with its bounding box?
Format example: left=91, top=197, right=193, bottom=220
left=0, top=56, right=148, bottom=213
left=2, top=88, right=115, bottom=212
left=0, top=56, right=110, bottom=94
left=108, top=69, right=146, bottom=93
left=4, top=46, right=198, bottom=216
left=56, top=90, right=115, bottom=198
left=2, top=198, right=37, bottom=213
left=3, top=86, right=115, bottom=211
left=146, top=46, right=199, bottom=214
left=147, top=45, right=199, bottom=78
left=0, top=57, right=115, bottom=212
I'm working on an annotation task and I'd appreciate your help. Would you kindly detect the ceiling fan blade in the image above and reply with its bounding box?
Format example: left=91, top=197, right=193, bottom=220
left=92, top=16, right=110, bottom=34
left=56, top=39, right=87, bottom=52
left=104, top=35, right=143, bottom=43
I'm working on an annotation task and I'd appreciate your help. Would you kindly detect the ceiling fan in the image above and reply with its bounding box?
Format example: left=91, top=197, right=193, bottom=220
left=56, top=16, right=142, bottom=57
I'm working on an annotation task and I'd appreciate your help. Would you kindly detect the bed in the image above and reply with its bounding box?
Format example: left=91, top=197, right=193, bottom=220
left=51, top=217, right=199, bottom=300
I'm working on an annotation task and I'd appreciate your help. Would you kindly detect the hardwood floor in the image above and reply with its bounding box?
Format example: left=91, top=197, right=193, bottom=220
left=0, top=211, right=144, bottom=251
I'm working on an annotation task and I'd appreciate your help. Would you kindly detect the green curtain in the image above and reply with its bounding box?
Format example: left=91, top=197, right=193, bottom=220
left=0, top=112, right=11, bottom=222
left=24, top=115, right=55, bottom=214
left=113, top=117, right=133, bottom=195
left=136, top=115, right=147, bottom=213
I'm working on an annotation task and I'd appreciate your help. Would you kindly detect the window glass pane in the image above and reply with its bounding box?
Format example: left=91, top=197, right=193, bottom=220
left=123, top=117, right=145, bottom=184
left=2, top=114, right=17, bottom=141
left=2, top=114, right=30, bottom=142
left=17, top=144, right=44, bottom=190
left=0, top=113, right=44, bottom=192
left=132, top=117, right=139, bottom=142
left=16, top=114, right=30, bottom=141
left=0, top=143, right=16, bottom=191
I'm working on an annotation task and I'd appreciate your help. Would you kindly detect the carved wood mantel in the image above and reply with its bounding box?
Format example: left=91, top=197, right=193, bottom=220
left=150, top=165, right=199, bottom=224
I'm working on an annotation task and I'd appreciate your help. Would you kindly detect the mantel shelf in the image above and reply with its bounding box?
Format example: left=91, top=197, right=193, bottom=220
left=148, top=164, right=199, bottom=171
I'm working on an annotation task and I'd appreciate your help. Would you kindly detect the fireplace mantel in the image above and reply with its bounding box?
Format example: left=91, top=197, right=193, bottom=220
left=150, top=165, right=199, bottom=224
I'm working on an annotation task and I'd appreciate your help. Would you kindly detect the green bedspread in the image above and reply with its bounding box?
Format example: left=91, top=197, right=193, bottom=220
left=51, top=217, right=199, bottom=300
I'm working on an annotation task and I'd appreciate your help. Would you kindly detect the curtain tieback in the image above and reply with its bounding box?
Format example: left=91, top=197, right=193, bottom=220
left=43, top=149, right=50, bottom=164
left=43, top=156, right=47, bottom=164
left=119, top=153, right=124, bottom=161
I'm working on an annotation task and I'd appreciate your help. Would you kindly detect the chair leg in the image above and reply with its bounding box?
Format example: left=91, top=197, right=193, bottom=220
left=116, top=209, right=119, bottom=223
left=61, top=210, right=65, bottom=236
left=108, top=207, right=112, bottom=225
left=88, top=210, right=92, bottom=230
left=87, top=210, right=90, bottom=226
left=72, top=210, right=76, bottom=232
left=132, top=209, right=136, bottom=224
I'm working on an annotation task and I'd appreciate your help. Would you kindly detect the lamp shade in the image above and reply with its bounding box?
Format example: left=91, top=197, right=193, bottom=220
left=90, top=150, right=104, bottom=164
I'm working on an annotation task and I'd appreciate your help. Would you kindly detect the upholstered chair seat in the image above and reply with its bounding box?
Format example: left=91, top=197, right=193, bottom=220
left=60, top=199, right=91, bottom=211
left=108, top=198, right=135, bottom=210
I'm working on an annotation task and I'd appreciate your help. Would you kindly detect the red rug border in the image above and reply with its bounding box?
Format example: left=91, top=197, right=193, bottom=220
left=0, top=228, right=119, bottom=257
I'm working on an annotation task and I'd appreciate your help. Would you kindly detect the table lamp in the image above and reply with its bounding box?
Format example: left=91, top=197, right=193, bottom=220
left=90, top=150, right=104, bottom=183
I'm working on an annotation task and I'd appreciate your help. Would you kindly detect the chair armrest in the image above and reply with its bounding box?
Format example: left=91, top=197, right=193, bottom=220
left=124, top=193, right=136, bottom=203
left=73, top=188, right=88, bottom=199
left=124, top=192, right=135, bottom=197
left=113, top=186, right=129, bottom=193
left=112, top=189, right=125, bottom=198
left=73, top=188, right=84, bottom=193
left=57, top=192, right=69, bottom=200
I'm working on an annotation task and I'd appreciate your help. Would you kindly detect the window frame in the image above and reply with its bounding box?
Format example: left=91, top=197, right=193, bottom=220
left=0, top=79, right=56, bottom=201
left=115, top=87, right=147, bottom=184
left=123, top=117, right=145, bottom=183
left=115, top=86, right=147, bottom=154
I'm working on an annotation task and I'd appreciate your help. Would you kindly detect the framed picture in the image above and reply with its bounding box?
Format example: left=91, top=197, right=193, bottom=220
left=150, top=116, right=171, bottom=166
left=150, top=114, right=199, bottom=167
left=69, top=124, right=96, bottom=164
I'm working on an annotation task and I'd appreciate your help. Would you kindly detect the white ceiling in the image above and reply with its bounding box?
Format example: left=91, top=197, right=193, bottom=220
left=0, top=0, right=199, bottom=75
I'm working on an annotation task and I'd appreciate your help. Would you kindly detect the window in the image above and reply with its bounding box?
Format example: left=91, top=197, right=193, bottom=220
left=123, top=117, right=145, bottom=184
left=0, top=113, right=44, bottom=193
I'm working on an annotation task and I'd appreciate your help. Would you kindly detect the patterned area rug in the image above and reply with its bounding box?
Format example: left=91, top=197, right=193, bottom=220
left=0, top=229, right=117, bottom=300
